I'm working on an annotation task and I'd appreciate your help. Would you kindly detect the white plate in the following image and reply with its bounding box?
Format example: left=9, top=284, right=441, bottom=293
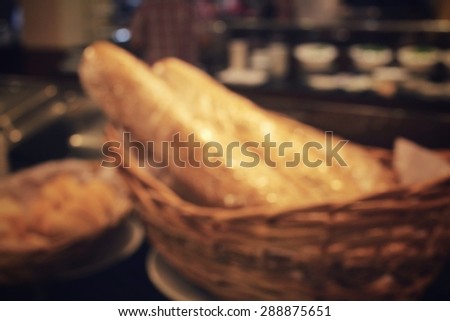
left=146, top=250, right=213, bottom=301
left=57, top=216, right=145, bottom=280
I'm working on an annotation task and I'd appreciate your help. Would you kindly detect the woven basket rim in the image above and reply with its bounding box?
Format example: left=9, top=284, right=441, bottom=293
left=106, top=123, right=450, bottom=220
left=119, top=145, right=450, bottom=221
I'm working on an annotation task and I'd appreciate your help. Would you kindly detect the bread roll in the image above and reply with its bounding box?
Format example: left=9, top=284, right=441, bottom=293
left=0, top=160, right=131, bottom=252
left=79, top=41, right=395, bottom=209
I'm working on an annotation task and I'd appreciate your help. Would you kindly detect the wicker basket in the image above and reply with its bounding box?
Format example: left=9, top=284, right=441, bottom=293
left=117, top=134, right=450, bottom=300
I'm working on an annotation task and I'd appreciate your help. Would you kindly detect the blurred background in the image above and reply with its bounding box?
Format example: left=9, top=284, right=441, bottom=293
left=1, top=0, right=450, bottom=300
left=1, top=0, right=450, bottom=174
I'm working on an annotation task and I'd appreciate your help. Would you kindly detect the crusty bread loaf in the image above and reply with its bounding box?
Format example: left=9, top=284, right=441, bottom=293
left=79, top=42, right=306, bottom=208
left=153, top=58, right=396, bottom=198
left=79, top=41, right=395, bottom=209
left=0, top=160, right=131, bottom=253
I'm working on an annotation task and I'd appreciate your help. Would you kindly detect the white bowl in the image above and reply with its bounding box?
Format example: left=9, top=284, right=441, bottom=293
left=349, top=44, right=393, bottom=71
left=217, top=68, right=269, bottom=87
left=397, top=46, right=440, bottom=73
left=294, top=43, right=338, bottom=72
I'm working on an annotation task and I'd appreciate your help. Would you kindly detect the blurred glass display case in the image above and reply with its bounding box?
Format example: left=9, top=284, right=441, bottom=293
left=203, top=17, right=450, bottom=148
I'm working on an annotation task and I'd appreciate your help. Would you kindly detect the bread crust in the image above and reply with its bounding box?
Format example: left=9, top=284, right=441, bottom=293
left=79, top=41, right=395, bottom=208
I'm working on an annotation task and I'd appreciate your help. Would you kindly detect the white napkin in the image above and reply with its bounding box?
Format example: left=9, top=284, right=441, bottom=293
left=393, top=137, right=450, bottom=186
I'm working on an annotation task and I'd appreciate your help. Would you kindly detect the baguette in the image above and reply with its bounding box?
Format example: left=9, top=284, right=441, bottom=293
left=153, top=58, right=395, bottom=197
left=79, top=41, right=395, bottom=209
left=79, top=42, right=308, bottom=208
